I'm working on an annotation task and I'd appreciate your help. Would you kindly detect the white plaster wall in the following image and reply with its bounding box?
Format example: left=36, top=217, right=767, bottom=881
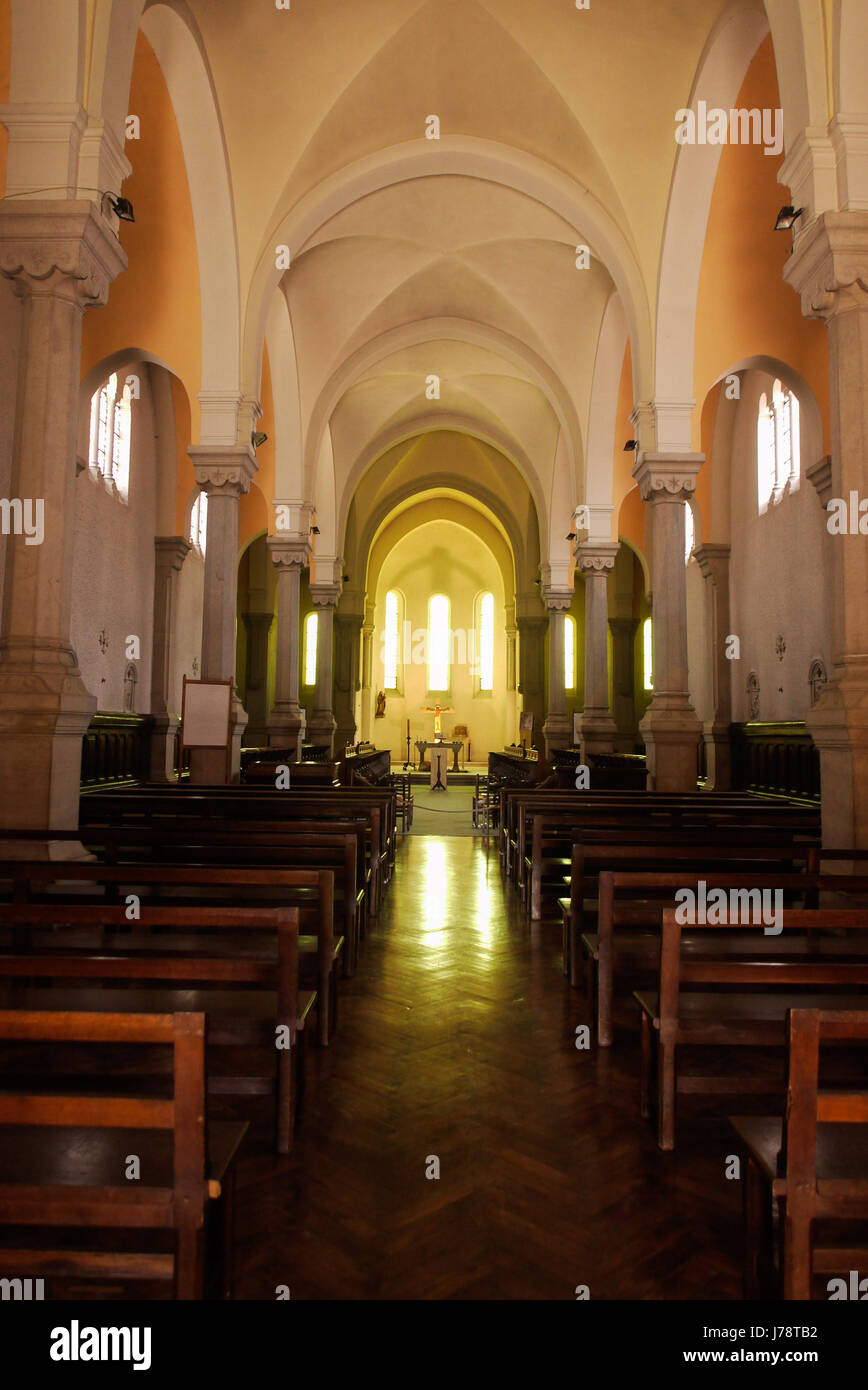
left=70, top=361, right=156, bottom=712
left=371, top=519, right=508, bottom=762
left=172, top=547, right=205, bottom=714
left=728, top=372, right=832, bottom=722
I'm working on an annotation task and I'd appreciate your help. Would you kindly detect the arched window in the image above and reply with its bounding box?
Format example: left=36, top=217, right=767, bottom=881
left=684, top=501, right=695, bottom=563
left=642, top=617, right=653, bottom=691
left=189, top=491, right=208, bottom=556
left=564, top=614, right=576, bottom=691
left=477, top=591, right=494, bottom=693
left=383, top=589, right=401, bottom=691
left=303, top=611, right=319, bottom=687
left=88, top=372, right=132, bottom=498
left=428, top=594, right=450, bottom=692
left=757, top=379, right=800, bottom=510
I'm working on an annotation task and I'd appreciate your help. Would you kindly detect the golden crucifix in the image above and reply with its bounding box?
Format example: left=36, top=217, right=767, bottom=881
left=421, top=702, right=454, bottom=738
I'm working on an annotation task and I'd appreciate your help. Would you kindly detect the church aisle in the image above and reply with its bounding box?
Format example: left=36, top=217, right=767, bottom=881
left=232, top=836, right=743, bottom=1300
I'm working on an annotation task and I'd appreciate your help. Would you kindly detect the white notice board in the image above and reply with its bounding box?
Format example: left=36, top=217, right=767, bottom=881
left=180, top=677, right=233, bottom=778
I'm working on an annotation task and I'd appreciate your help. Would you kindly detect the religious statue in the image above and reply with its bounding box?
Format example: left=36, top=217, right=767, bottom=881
left=375, top=690, right=386, bottom=718
left=422, top=702, right=454, bottom=739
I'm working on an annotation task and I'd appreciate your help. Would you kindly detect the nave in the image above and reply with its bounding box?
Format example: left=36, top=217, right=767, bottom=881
left=231, top=835, right=740, bottom=1302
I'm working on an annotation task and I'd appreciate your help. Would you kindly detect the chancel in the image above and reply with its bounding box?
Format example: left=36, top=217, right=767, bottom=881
left=1, top=0, right=868, bottom=1329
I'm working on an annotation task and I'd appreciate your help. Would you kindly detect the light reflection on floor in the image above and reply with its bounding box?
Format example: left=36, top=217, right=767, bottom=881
left=417, top=836, right=496, bottom=950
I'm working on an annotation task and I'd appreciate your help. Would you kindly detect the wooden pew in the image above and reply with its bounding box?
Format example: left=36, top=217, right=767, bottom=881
left=636, top=907, right=868, bottom=1150
left=0, top=862, right=338, bottom=1047
left=81, top=801, right=381, bottom=922
left=730, top=1008, right=868, bottom=1299
left=0, top=825, right=365, bottom=978
left=82, top=788, right=391, bottom=909
left=526, top=803, right=819, bottom=917
left=560, top=840, right=816, bottom=985
left=590, top=869, right=868, bottom=1045
left=498, top=788, right=812, bottom=879
left=0, top=1008, right=246, bottom=1299
left=503, top=789, right=817, bottom=894
left=0, top=904, right=306, bottom=1154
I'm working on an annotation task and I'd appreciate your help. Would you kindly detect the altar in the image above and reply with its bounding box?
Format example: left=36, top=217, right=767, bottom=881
left=415, top=739, right=463, bottom=773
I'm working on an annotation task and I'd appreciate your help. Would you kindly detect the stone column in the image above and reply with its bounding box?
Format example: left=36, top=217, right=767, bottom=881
left=0, top=201, right=126, bottom=849
left=266, top=538, right=309, bottom=761
left=308, top=581, right=341, bottom=755
left=694, top=543, right=732, bottom=790
left=188, top=445, right=256, bottom=783
left=784, top=213, right=868, bottom=847
left=359, top=599, right=375, bottom=742
left=542, top=588, right=573, bottom=756
left=516, top=611, right=547, bottom=745
left=575, top=542, right=619, bottom=759
left=633, top=453, right=704, bottom=791
left=334, top=602, right=363, bottom=755
left=149, top=536, right=190, bottom=782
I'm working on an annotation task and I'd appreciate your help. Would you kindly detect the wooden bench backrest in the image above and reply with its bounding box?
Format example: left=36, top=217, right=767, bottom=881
left=0, top=861, right=335, bottom=950
left=0, top=1007, right=207, bottom=1298
left=781, top=1007, right=868, bottom=1299
left=658, top=908, right=868, bottom=1021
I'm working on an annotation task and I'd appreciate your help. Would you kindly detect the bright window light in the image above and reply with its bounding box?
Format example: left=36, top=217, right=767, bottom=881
left=643, top=617, right=653, bottom=691
left=479, top=592, right=494, bottom=692
left=304, top=611, right=318, bottom=687
left=383, top=590, right=399, bottom=690
left=564, top=615, right=576, bottom=691
left=428, top=594, right=449, bottom=691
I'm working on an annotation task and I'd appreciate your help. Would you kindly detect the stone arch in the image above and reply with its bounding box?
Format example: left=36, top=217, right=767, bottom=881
left=339, top=413, right=541, bottom=571
left=764, top=0, right=828, bottom=141
left=309, top=316, right=573, bottom=556
left=353, top=469, right=538, bottom=607
left=367, top=497, right=515, bottom=606
left=585, top=292, right=628, bottom=536
left=265, top=289, right=303, bottom=501
left=655, top=4, right=769, bottom=448
left=242, top=137, right=653, bottom=412
left=834, top=0, right=868, bottom=113
left=92, top=1, right=241, bottom=430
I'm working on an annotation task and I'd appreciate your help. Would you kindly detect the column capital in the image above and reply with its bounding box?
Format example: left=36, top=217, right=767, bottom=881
left=632, top=452, right=704, bottom=502
left=783, top=211, right=868, bottom=319
left=575, top=540, right=620, bottom=574
left=310, top=582, right=342, bottom=609
left=541, top=588, right=573, bottom=613
left=189, top=445, right=257, bottom=496
left=154, top=536, right=191, bottom=572
left=267, top=535, right=311, bottom=571
left=693, top=542, right=731, bottom=582
left=0, top=199, right=127, bottom=308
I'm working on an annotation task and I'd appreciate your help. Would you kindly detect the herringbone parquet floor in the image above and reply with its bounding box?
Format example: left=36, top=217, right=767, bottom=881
left=232, top=835, right=745, bottom=1300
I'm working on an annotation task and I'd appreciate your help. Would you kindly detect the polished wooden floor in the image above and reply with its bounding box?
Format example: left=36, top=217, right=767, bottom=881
left=232, top=835, right=746, bottom=1300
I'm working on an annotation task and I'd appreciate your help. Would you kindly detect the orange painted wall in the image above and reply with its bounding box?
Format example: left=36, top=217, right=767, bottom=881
left=81, top=31, right=202, bottom=459
left=0, top=0, right=10, bottom=194
left=692, top=34, right=830, bottom=468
